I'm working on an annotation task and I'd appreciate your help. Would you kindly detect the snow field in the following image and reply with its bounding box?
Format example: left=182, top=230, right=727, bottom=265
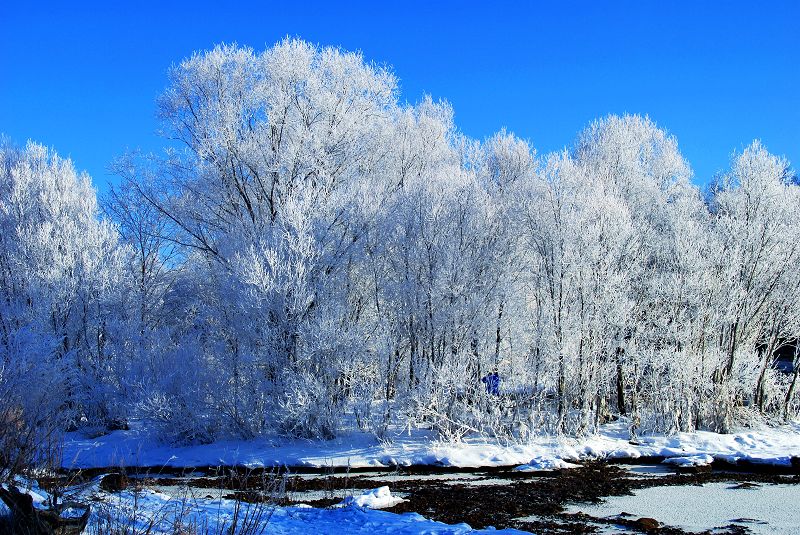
left=63, top=420, right=800, bottom=472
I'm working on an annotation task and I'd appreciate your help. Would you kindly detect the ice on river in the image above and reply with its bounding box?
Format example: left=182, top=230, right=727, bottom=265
left=567, top=482, right=800, bottom=534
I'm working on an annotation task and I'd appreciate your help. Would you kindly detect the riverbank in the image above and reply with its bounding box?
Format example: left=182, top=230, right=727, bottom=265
left=62, top=419, right=800, bottom=472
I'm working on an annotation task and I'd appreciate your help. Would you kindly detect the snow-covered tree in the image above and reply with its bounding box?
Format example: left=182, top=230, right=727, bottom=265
left=5, top=41, right=800, bottom=448
left=706, top=142, right=800, bottom=429
left=0, top=140, right=126, bottom=433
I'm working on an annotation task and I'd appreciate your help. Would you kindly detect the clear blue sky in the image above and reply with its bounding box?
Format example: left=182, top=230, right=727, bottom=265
left=2, top=1, right=797, bottom=195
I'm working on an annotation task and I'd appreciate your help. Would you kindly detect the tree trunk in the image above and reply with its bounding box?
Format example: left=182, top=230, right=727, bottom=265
left=755, top=318, right=780, bottom=412
left=615, top=347, right=627, bottom=416
left=494, top=299, right=504, bottom=369
left=557, top=352, right=566, bottom=433
left=784, top=344, right=800, bottom=420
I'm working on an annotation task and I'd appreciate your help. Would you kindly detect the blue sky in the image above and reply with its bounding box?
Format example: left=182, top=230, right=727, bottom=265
left=1, top=1, right=797, bottom=194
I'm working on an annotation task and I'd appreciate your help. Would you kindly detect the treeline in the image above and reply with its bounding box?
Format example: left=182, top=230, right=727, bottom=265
left=1, top=40, right=799, bottom=446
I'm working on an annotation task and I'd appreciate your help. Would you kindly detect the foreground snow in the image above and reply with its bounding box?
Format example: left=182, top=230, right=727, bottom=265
left=8, top=479, right=525, bottom=535
left=116, top=489, right=526, bottom=535
left=62, top=419, right=800, bottom=471
left=240, top=505, right=527, bottom=535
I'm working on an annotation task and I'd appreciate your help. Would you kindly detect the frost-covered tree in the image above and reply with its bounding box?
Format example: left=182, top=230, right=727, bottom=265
left=6, top=40, right=800, bottom=448
left=706, top=142, right=800, bottom=429
left=0, top=140, right=126, bottom=434
left=126, top=40, right=402, bottom=439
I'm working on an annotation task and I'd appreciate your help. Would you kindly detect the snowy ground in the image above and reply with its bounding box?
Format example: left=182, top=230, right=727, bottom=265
left=51, top=420, right=800, bottom=534
left=62, top=419, right=800, bottom=471
left=7, top=478, right=528, bottom=535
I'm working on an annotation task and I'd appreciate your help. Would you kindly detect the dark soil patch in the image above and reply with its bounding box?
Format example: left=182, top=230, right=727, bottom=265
left=99, top=472, right=129, bottom=492
left=387, top=463, right=633, bottom=528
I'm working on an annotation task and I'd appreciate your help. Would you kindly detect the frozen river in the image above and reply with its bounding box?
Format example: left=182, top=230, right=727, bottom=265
left=567, top=480, right=800, bottom=534
left=41, top=459, right=800, bottom=534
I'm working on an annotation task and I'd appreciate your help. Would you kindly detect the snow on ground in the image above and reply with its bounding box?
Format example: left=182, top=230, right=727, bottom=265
left=337, top=486, right=406, bottom=509
left=32, top=420, right=800, bottom=535
left=566, top=482, right=800, bottom=534
left=514, top=456, right=580, bottom=471
left=661, top=453, right=714, bottom=468
left=7, top=478, right=527, bottom=534
left=260, top=506, right=529, bottom=535
left=86, top=485, right=526, bottom=535
left=62, top=419, right=800, bottom=471
left=4, top=479, right=48, bottom=505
